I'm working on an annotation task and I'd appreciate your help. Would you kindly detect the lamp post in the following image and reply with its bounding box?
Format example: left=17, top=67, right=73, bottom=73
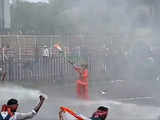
left=0, top=0, right=10, bottom=34
left=0, top=0, right=5, bottom=33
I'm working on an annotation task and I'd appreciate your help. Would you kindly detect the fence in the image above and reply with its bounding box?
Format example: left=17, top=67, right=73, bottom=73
left=0, top=34, right=119, bottom=84
left=0, top=47, right=103, bottom=84
left=0, top=33, right=154, bottom=84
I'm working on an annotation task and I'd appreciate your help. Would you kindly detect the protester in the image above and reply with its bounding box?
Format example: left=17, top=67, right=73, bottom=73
left=0, top=95, right=45, bottom=120
left=69, top=60, right=89, bottom=99
left=54, top=43, right=89, bottom=99
left=74, top=64, right=89, bottom=99
left=59, top=106, right=109, bottom=120
left=90, top=106, right=109, bottom=120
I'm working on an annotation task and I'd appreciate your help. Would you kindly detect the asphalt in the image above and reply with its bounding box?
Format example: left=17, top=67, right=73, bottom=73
left=1, top=79, right=160, bottom=120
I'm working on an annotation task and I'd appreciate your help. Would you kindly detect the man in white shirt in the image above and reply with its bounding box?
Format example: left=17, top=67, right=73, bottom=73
left=0, top=95, right=45, bottom=120
left=42, top=45, right=49, bottom=64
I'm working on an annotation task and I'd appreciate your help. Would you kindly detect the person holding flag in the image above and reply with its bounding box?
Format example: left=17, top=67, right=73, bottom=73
left=73, top=63, right=89, bottom=99
left=54, top=43, right=89, bottom=99
left=59, top=106, right=109, bottom=120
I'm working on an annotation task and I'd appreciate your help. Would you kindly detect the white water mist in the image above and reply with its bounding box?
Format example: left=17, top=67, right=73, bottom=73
left=0, top=83, right=47, bottom=105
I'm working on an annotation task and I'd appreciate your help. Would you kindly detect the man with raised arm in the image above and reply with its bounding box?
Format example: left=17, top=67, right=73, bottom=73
left=0, top=95, right=45, bottom=120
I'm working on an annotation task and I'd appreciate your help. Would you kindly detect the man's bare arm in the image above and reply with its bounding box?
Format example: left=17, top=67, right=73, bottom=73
left=59, top=110, right=64, bottom=120
left=33, top=95, right=45, bottom=113
left=15, top=95, right=45, bottom=120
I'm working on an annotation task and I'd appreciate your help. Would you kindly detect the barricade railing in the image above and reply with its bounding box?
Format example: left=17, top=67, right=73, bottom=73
left=0, top=48, right=99, bottom=84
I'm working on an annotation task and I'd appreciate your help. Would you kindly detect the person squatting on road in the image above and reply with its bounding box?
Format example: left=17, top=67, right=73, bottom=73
left=0, top=95, right=45, bottom=120
left=53, top=43, right=89, bottom=99
left=59, top=106, right=109, bottom=120
left=90, top=106, right=109, bottom=120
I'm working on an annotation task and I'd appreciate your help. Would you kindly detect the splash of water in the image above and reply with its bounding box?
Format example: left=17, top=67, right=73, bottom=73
left=59, top=98, right=160, bottom=120
left=0, top=82, right=47, bottom=105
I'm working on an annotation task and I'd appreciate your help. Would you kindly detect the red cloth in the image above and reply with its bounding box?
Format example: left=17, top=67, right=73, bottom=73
left=1, top=104, right=14, bottom=116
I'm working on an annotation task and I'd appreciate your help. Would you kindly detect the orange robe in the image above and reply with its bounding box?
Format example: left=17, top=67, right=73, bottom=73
left=74, top=66, right=89, bottom=99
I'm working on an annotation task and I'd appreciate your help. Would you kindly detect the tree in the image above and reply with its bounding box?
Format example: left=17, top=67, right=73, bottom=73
left=10, top=0, right=77, bottom=34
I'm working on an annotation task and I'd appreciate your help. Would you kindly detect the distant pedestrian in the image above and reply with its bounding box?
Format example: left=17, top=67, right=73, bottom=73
left=42, top=45, right=49, bottom=64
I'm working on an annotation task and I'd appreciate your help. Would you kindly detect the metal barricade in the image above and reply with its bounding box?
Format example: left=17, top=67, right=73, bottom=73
left=1, top=48, right=98, bottom=85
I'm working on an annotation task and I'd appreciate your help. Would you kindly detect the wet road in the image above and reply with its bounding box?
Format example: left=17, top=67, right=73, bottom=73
left=0, top=79, right=160, bottom=120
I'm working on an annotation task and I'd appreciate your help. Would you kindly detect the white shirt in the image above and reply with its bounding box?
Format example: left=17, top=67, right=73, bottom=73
left=42, top=48, right=49, bottom=57
left=1, top=110, right=36, bottom=120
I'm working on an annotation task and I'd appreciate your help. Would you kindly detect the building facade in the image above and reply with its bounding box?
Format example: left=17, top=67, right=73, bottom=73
left=0, top=0, right=10, bottom=33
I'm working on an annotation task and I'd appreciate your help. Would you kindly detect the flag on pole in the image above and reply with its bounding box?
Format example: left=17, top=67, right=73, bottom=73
left=54, top=43, right=63, bottom=52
